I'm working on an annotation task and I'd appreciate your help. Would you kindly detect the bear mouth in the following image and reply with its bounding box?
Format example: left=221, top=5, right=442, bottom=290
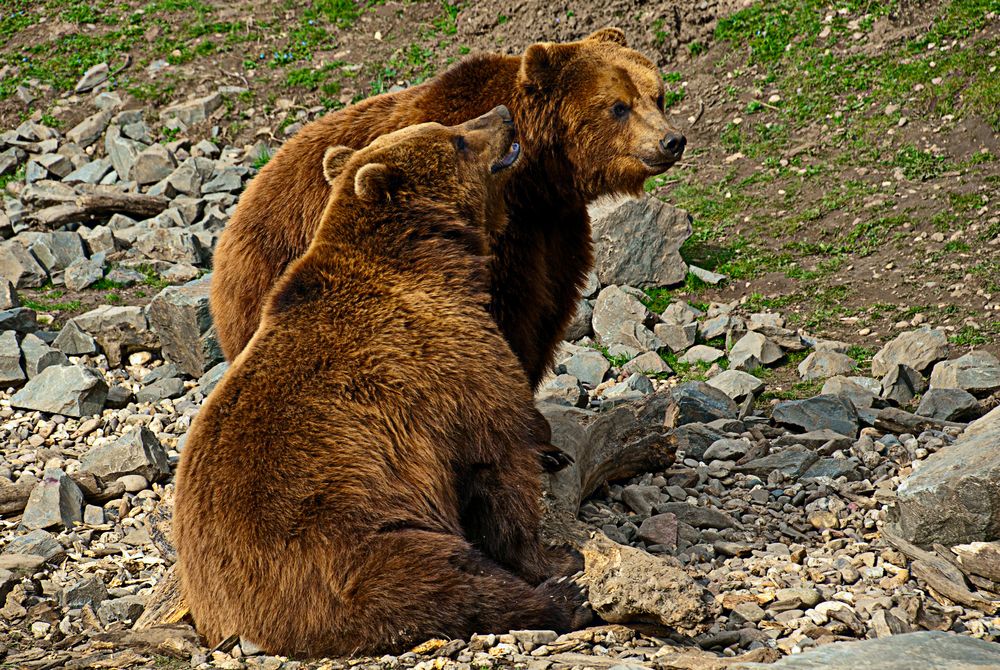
left=490, top=142, right=521, bottom=173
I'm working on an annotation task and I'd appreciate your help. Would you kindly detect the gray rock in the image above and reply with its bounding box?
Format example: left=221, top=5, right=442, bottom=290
left=62, top=576, right=108, bottom=609
left=653, top=322, right=696, bottom=353
left=916, top=388, right=981, bottom=422
left=870, top=328, right=949, bottom=377
left=0, top=242, right=47, bottom=287
left=660, top=301, right=701, bottom=326
left=589, top=197, right=691, bottom=288
left=135, top=228, right=205, bottom=265
left=564, top=299, right=593, bottom=341
left=147, top=277, right=224, bottom=377
left=164, top=161, right=203, bottom=197
left=80, top=225, right=118, bottom=256
left=637, top=513, right=678, bottom=549
left=537, top=374, right=588, bottom=408
left=737, top=445, right=820, bottom=479
left=703, top=437, right=751, bottom=461
left=602, top=373, right=654, bottom=403
left=34, top=153, right=73, bottom=179
left=141, top=362, right=181, bottom=386
left=29, top=231, right=86, bottom=274
left=730, top=332, right=783, bottom=370
left=621, top=351, right=671, bottom=376
left=21, top=468, right=84, bottom=531
left=105, top=385, right=133, bottom=409
left=160, top=92, right=222, bottom=126
left=70, top=305, right=158, bottom=367
left=0, top=330, right=25, bottom=386
left=772, top=395, right=860, bottom=437
left=52, top=321, right=98, bottom=356
left=104, top=124, right=145, bottom=182
left=83, top=504, right=104, bottom=525
left=673, top=423, right=725, bottom=461
left=0, top=279, right=17, bottom=309
left=63, top=157, right=113, bottom=184
left=622, top=484, right=662, bottom=515
left=821, top=376, right=879, bottom=409
left=66, top=111, right=112, bottom=148
left=201, top=167, right=244, bottom=194
left=63, top=256, right=104, bottom=291
left=929, top=350, right=1000, bottom=397
left=581, top=271, right=600, bottom=298
left=699, top=314, right=732, bottom=342
left=133, top=144, right=177, bottom=186
left=801, top=457, right=861, bottom=481
left=678, top=345, right=724, bottom=365
left=0, top=307, right=38, bottom=334
left=734, top=631, right=1000, bottom=669
left=97, top=594, right=146, bottom=626
left=657, top=502, right=739, bottom=529
left=706, top=369, right=764, bottom=402
left=198, top=361, right=228, bottom=394
left=688, top=265, right=725, bottom=285
left=94, top=91, right=123, bottom=111
left=19, top=333, right=68, bottom=378
left=10, top=364, right=107, bottom=417
left=669, top=382, right=739, bottom=425
left=890, top=406, right=1000, bottom=546
left=0, top=147, right=21, bottom=176
left=135, top=376, right=186, bottom=404
left=2, top=529, right=64, bottom=561
left=773, top=429, right=854, bottom=451
left=80, top=426, right=170, bottom=484
left=798, top=351, right=856, bottom=380
left=560, top=349, right=610, bottom=387
left=880, top=363, right=926, bottom=405
left=592, top=286, right=653, bottom=348
left=74, top=63, right=109, bottom=92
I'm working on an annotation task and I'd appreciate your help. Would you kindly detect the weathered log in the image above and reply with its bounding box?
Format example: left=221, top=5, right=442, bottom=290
left=952, top=541, right=1000, bottom=583
left=133, top=565, right=188, bottom=630
left=911, top=559, right=998, bottom=613
left=27, top=187, right=170, bottom=228
left=874, top=407, right=966, bottom=434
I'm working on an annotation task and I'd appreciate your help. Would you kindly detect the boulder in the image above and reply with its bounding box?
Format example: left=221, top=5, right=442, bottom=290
left=673, top=423, right=726, bottom=461
left=588, top=197, right=691, bottom=288
left=890, top=406, right=1000, bottom=546
left=798, top=351, right=856, bottom=381
left=52, top=321, right=98, bottom=356
left=730, top=331, right=783, bottom=370
left=147, top=277, right=222, bottom=377
left=929, top=351, right=1000, bottom=397
left=133, top=144, right=178, bottom=186
left=822, top=375, right=879, bottom=409
left=537, top=374, right=588, bottom=408
left=591, top=286, right=653, bottom=348
left=880, top=363, right=926, bottom=405
left=29, top=231, right=87, bottom=274
left=10, top=364, right=107, bottom=417
left=63, top=256, right=105, bottom=291
left=69, top=305, right=158, bottom=367
left=916, top=388, right=981, bottom=422
left=66, top=111, right=112, bottom=148
left=159, top=92, right=223, bottom=126
left=563, top=299, right=593, bottom=341
left=678, top=345, right=724, bottom=365
left=0, top=330, right=25, bottom=386
left=0, top=307, right=37, bottom=334
left=621, top=351, right=671, bottom=376
left=105, top=124, right=145, bottom=182
left=666, top=381, right=739, bottom=426
left=134, top=228, right=205, bottom=265
left=772, top=395, right=860, bottom=437
left=706, top=369, right=764, bottom=402
left=870, top=328, right=949, bottom=377
left=735, top=445, right=820, bottom=479
left=21, top=468, right=83, bottom=531
left=0, top=242, right=47, bottom=288
left=2, top=529, right=64, bottom=561
left=80, top=426, right=170, bottom=485
left=560, top=349, right=610, bottom=387
left=19, top=333, right=68, bottom=378
left=653, top=321, right=696, bottom=352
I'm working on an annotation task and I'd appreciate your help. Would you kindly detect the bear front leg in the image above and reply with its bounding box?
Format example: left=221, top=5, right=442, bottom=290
left=458, top=446, right=574, bottom=586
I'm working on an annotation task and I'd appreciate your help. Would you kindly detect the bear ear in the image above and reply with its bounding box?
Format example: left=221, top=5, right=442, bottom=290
left=586, top=27, right=627, bottom=47
left=354, top=162, right=403, bottom=202
left=322, top=146, right=355, bottom=185
left=519, top=42, right=575, bottom=91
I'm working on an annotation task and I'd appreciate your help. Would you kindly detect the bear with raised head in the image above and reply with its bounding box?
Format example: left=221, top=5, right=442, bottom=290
left=210, top=28, right=686, bottom=389
left=174, top=108, right=589, bottom=658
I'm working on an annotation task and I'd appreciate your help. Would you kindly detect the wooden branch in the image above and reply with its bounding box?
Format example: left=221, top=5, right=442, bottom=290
left=874, top=407, right=967, bottom=434
left=911, top=559, right=998, bottom=613
left=952, top=541, right=1000, bottom=583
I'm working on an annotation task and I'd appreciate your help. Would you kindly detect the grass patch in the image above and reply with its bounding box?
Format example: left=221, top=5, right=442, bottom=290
left=20, top=288, right=82, bottom=313
left=950, top=325, right=989, bottom=346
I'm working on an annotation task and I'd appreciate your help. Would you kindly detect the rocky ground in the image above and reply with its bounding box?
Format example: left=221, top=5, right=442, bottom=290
left=2, top=0, right=1000, bottom=669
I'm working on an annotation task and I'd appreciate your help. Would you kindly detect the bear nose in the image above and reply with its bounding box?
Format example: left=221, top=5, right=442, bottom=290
left=660, top=133, right=686, bottom=160
left=493, top=105, right=512, bottom=123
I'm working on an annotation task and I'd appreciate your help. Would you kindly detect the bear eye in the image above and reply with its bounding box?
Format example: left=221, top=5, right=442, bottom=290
left=656, top=93, right=665, bottom=110
left=453, top=136, right=467, bottom=151
left=612, top=102, right=629, bottom=119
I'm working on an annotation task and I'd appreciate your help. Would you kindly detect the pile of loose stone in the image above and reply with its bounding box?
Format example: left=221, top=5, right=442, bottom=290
left=2, top=91, right=1000, bottom=669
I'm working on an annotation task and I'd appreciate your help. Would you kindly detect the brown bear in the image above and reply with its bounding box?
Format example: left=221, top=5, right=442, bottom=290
left=210, top=28, right=686, bottom=390
left=174, top=108, right=589, bottom=658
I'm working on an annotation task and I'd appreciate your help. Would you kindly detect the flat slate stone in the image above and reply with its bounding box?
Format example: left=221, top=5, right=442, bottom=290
left=734, top=631, right=1000, bottom=669
left=772, top=395, right=860, bottom=437
left=10, top=364, right=107, bottom=418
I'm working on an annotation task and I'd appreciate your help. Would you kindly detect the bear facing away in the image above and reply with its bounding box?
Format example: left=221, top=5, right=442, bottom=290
left=210, top=28, right=686, bottom=389
left=174, top=108, right=589, bottom=658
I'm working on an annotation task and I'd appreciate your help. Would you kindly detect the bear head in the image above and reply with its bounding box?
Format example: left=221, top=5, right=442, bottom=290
left=319, top=105, right=521, bottom=246
left=517, top=28, right=687, bottom=200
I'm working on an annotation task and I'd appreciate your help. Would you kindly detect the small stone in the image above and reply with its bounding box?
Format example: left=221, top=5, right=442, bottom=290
left=731, top=602, right=766, bottom=624
left=560, top=350, right=610, bottom=387
left=136, top=376, right=186, bottom=404
left=2, top=529, right=64, bottom=561
left=52, top=321, right=98, bottom=356
left=66, top=111, right=112, bottom=148
left=678, top=345, right=724, bottom=365
left=97, top=594, right=146, bottom=626
left=622, top=484, right=662, bottom=515
left=0, top=242, right=48, bottom=288
left=621, top=351, right=671, bottom=376
left=133, top=144, right=178, bottom=186
left=63, top=256, right=105, bottom=291
left=653, top=322, right=697, bottom=352
left=736, top=445, right=819, bottom=479
left=160, top=92, right=223, bottom=126
left=929, top=351, right=1000, bottom=397
left=657, top=502, right=739, bottom=529
left=916, top=388, right=981, bottom=422
left=75, top=63, right=109, bottom=92
left=809, top=510, right=840, bottom=529
left=117, top=474, right=150, bottom=492
left=706, top=369, right=764, bottom=401
left=603, top=372, right=654, bottom=402
left=19, top=333, right=68, bottom=379
left=821, top=376, right=879, bottom=409
left=772, top=395, right=860, bottom=437
left=871, top=328, right=949, bottom=377
left=0, top=280, right=18, bottom=309
left=63, top=576, right=109, bottom=609
left=0, top=330, right=26, bottom=386
left=80, top=426, right=170, bottom=484
left=703, top=438, right=750, bottom=461
left=668, top=381, right=739, bottom=425
left=637, top=513, right=678, bottom=550
left=83, top=504, right=104, bottom=525
left=537, top=374, right=587, bottom=408
left=730, top=332, right=783, bottom=370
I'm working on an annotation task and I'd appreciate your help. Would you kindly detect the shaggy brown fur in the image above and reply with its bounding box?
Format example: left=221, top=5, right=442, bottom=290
left=210, top=28, right=685, bottom=389
left=174, top=110, right=589, bottom=658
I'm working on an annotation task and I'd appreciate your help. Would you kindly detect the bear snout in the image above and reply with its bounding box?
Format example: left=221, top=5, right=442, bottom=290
left=659, top=132, right=687, bottom=162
